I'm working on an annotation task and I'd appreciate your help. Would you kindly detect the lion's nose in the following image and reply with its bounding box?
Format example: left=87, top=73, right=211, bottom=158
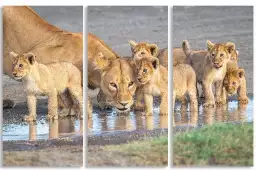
left=119, top=102, right=128, bottom=106
left=137, top=77, right=142, bottom=81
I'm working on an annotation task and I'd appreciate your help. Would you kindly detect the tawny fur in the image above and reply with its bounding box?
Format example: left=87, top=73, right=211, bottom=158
left=223, top=61, right=249, bottom=104
left=173, top=64, right=198, bottom=126
left=87, top=33, right=121, bottom=109
left=3, top=6, right=83, bottom=112
left=172, top=48, right=188, bottom=66
left=182, top=40, right=237, bottom=107
left=10, top=52, right=83, bottom=121
left=92, top=52, right=137, bottom=113
left=128, top=40, right=168, bottom=69
left=133, top=57, right=168, bottom=116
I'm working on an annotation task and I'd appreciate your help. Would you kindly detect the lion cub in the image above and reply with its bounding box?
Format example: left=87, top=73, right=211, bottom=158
left=10, top=51, right=83, bottom=121
left=129, top=40, right=168, bottom=70
left=223, top=60, right=249, bottom=104
left=173, top=64, right=198, bottom=111
left=182, top=40, right=236, bottom=107
left=133, top=57, right=168, bottom=115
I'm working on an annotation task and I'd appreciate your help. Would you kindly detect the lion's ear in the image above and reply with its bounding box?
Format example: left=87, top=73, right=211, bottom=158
left=9, top=51, right=19, bottom=60
left=226, top=42, right=236, bottom=54
left=237, top=68, right=245, bottom=78
left=148, top=43, right=159, bottom=57
left=93, top=52, right=110, bottom=72
left=128, top=40, right=138, bottom=50
left=236, top=50, right=239, bottom=56
left=151, top=57, right=159, bottom=70
left=206, top=40, right=215, bottom=52
left=24, top=52, right=36, bottom=65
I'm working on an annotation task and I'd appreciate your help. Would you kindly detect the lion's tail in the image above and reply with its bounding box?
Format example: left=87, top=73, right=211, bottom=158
left=182, top=40, right=192, bottom=57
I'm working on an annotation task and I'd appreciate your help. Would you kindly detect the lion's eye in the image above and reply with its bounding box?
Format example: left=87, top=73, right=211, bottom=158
left=128, top=81, right=134, bottom=87
left=211, top=53, right=215, bottom=57
left=110, top=82, right=117, bottom=88
left=19, top=64, right=23, bottom=68
left=141, top=52, right=145, bottom=55
left=232, top=82, right=236, bottom=86
left=220, top=53, right=224, bottom=57
left=143, top=68, right=147, bottom=73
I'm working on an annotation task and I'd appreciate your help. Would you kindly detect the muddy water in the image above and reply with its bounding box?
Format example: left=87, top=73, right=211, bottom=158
left=88, top=107, right=168, bottom=135
left=174, top=95, right=253, bottom=128
left=3, top=116, right=83, bottom=141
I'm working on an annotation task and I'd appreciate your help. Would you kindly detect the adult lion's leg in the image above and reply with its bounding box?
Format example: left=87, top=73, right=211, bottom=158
left=68, top=86, right=83, bottom=119
left=24, top=94, right=37, bottom=122
left=47, top=88, right=58, bottom=120
left=58, top=91, right=76, bottom=117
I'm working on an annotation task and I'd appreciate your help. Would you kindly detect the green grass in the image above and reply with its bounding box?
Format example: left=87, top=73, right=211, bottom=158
left=88, top=136, right=168, bottom=167
left=173, top=123, right=253, bottom=166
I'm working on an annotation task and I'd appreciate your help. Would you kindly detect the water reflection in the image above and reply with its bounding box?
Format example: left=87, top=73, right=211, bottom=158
left=88, top=109, right=168, bottom=134
left=174, top=96, right=253, bottom=127
left=3, top=116, right=82, bottom=141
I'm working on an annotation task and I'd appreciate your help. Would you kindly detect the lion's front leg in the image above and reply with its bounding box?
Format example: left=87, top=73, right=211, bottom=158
left=160, top=92, right=168, bottom=115
left=238, top=79, right=249, bottom=104
left=24, top=94, right=37, bottom=122
left=47, top=88, right=58, bottom=120
left=134, top=87, right=145, bottom=111
left=202, top=80, right=215, bottom=108
left=215, top=80, right=226, bottom=106
left=144, top=93, right=153, bottom=116
left=57, top=92, right=74, bottom=117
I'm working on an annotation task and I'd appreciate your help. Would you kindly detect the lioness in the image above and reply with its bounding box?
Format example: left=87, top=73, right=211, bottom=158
left=133, top=57, right=168, bottom=116
left=182, top=40, right=236, bottom=107
left=92, top=52, right=137, bottom=113
left=128, top=40, right=168, bottom=69
left=10, top=51, right=83, bottom=121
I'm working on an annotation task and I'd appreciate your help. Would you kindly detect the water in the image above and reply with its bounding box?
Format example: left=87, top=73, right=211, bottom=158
left=174, top=96, right=253, bottom=127
left=88, top=107, right=168, bottom=135
left=3, top=116, right=83, bottom=141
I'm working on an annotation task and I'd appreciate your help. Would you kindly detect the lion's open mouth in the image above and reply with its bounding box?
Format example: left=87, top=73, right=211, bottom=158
left=213, top=63, right=223, bottom=68
left=138, top=79, right=147, bottom=85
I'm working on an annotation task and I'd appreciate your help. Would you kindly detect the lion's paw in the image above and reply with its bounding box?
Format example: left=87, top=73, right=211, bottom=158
left=23, top=115, right=36, bottom=122
left=203, top=100, right=215, bottom=108
left=238, top=97, right=249, bottom=105
left=47, top=113, right=58, bottom=120
left=215, top=100, right=226, bottom=107
left=160, top=110, right=168, bottom=115
left=144, top=112, right=153, bottom=116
